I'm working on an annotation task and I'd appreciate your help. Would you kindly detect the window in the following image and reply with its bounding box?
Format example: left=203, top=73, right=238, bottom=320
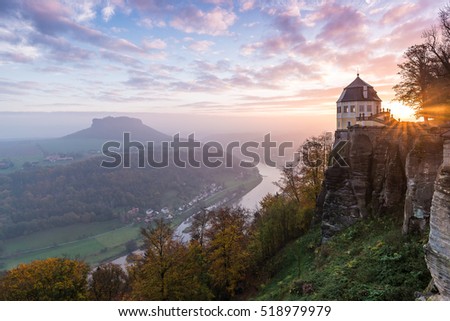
left=337, top=106, right=342, bottom=113
left=359, top=105, right=364, bottom=112
left=367, top=105, right=372, bottom=113
left=350, top=105, right=355, bottom=113
left=347, top=121, right=351, bottom=127
left=344, top=106, right=348, bottom=113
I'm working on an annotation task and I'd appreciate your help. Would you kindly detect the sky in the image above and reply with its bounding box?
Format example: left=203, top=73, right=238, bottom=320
left=0, top=0, right=447, bottom=136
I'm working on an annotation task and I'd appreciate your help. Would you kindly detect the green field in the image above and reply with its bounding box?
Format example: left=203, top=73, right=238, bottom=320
left=0, top=220, right=142, bottom=271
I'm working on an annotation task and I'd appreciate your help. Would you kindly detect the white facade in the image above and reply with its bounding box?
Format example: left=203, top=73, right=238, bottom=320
left=336, top=100, right=382, bottom=129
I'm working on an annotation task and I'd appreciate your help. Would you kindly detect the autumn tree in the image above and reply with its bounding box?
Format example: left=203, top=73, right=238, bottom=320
left=277, top=133, right=332, bottom=207
left=89, top=263, right=129, bottom=300
left=190, top=208, right=212, bottom=248
left=0, top=258, right=89, bottom=300
left=204, top=207, right=251, bottom=299
left=129, top=219, right=210, bottom=300
left=187, top=209, right=213, bottom=295
left=251, top=194, right=313, bottom=263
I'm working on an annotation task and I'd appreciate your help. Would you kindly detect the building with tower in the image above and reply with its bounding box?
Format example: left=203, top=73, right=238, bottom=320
left=336, top=74, right=390, bottom=130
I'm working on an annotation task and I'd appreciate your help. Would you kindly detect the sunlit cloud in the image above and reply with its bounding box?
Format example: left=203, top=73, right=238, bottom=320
left=142, top=38, right=167, bottom=50
left=188, top=40, right=215, bottom=52
left=170, top=7, right=237, bottom=36
left=101, top=3, right=115, bottom=22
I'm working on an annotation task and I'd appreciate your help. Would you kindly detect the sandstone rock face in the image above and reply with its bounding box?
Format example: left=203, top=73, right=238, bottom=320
left=425, top=135, right=450, bottom=300
left=318, top=125, right=443, bottom=242
left=321, top=164, right=358, bottom=241
left=403, top=135, right=443, bottom=234
left=425, top=164, right=450, bottom=300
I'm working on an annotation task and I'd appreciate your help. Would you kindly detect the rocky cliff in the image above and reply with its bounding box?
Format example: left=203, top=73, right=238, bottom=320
left=320, top=124, right=443, bottom=241
left=318, top=123, right=450, bottom=298
left=425, top=131, right=450, bottom=300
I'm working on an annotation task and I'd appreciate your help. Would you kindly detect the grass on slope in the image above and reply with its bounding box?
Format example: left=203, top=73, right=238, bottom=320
left=254, top=215, right=431, bottom=301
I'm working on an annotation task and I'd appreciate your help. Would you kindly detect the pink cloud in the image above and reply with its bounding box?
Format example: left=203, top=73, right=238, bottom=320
left=170, top=7, right=237, bottom=36
left=376, top=17, right=434, bottom=50
left=202, top=0, right=233, bottom=6
left=259, top=0, right=301, bottom=17
left=167, top=59, right=315, bottom=93
left=30, top=33, right=92, bottom=62
left=128, top=0, right=172, bottom=13
left=100, top=50, right=143, bottom=67
left=0, top=51, right=37, bottom=64
left=188, top=40, right=215, bottom=52
left=254, top=59, right=318, bottom=82
left=292, top=41, right=326, bottom=58
left=240, top=15, right=305, bottom=57
left=381, top=3, right=417, bottom=25
left=102, top=4, right=116, bottom=22
left=14, top=0, right=143, bottom=55
left=142, top=38, right=167, bottom=50
left=316, top=2, right=367, bottom=47
left=240, top=42, right=262, bottom=56
left=238, top=0, right=256, bottom=12
left=193, top=59, right=230, bottom=72
left=366, top=54, right=399, bottom=78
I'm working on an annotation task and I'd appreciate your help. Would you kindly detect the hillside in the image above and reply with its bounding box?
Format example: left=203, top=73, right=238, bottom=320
left=253, top=215, right=430, bottom=300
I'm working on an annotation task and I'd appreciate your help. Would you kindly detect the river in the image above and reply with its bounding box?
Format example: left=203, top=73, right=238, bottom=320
left=238, top=163, right=282, bottom=210
left=112, top=163, right=282, bottom=266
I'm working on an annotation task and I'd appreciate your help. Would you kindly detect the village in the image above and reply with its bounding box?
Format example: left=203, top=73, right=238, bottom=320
left=121, top=182, right=232, bottom=225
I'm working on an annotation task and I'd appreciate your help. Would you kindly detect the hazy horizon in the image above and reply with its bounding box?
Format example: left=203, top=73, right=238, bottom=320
left=0, top=111, right=335, bottom=142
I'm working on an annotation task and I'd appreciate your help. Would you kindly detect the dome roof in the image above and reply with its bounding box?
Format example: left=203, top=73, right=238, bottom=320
left=337, top=75, right=382, bottom=103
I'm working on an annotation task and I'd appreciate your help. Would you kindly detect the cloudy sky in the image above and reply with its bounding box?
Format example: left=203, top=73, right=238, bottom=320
left=0, top=0, right=446, bottom=120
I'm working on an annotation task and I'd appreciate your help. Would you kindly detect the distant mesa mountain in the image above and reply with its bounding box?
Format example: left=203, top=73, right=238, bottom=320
left=63, top=116, right=171, bottom=142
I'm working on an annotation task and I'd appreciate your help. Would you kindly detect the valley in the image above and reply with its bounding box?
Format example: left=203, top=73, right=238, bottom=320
left=0, top=117, right=263, bottom=271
